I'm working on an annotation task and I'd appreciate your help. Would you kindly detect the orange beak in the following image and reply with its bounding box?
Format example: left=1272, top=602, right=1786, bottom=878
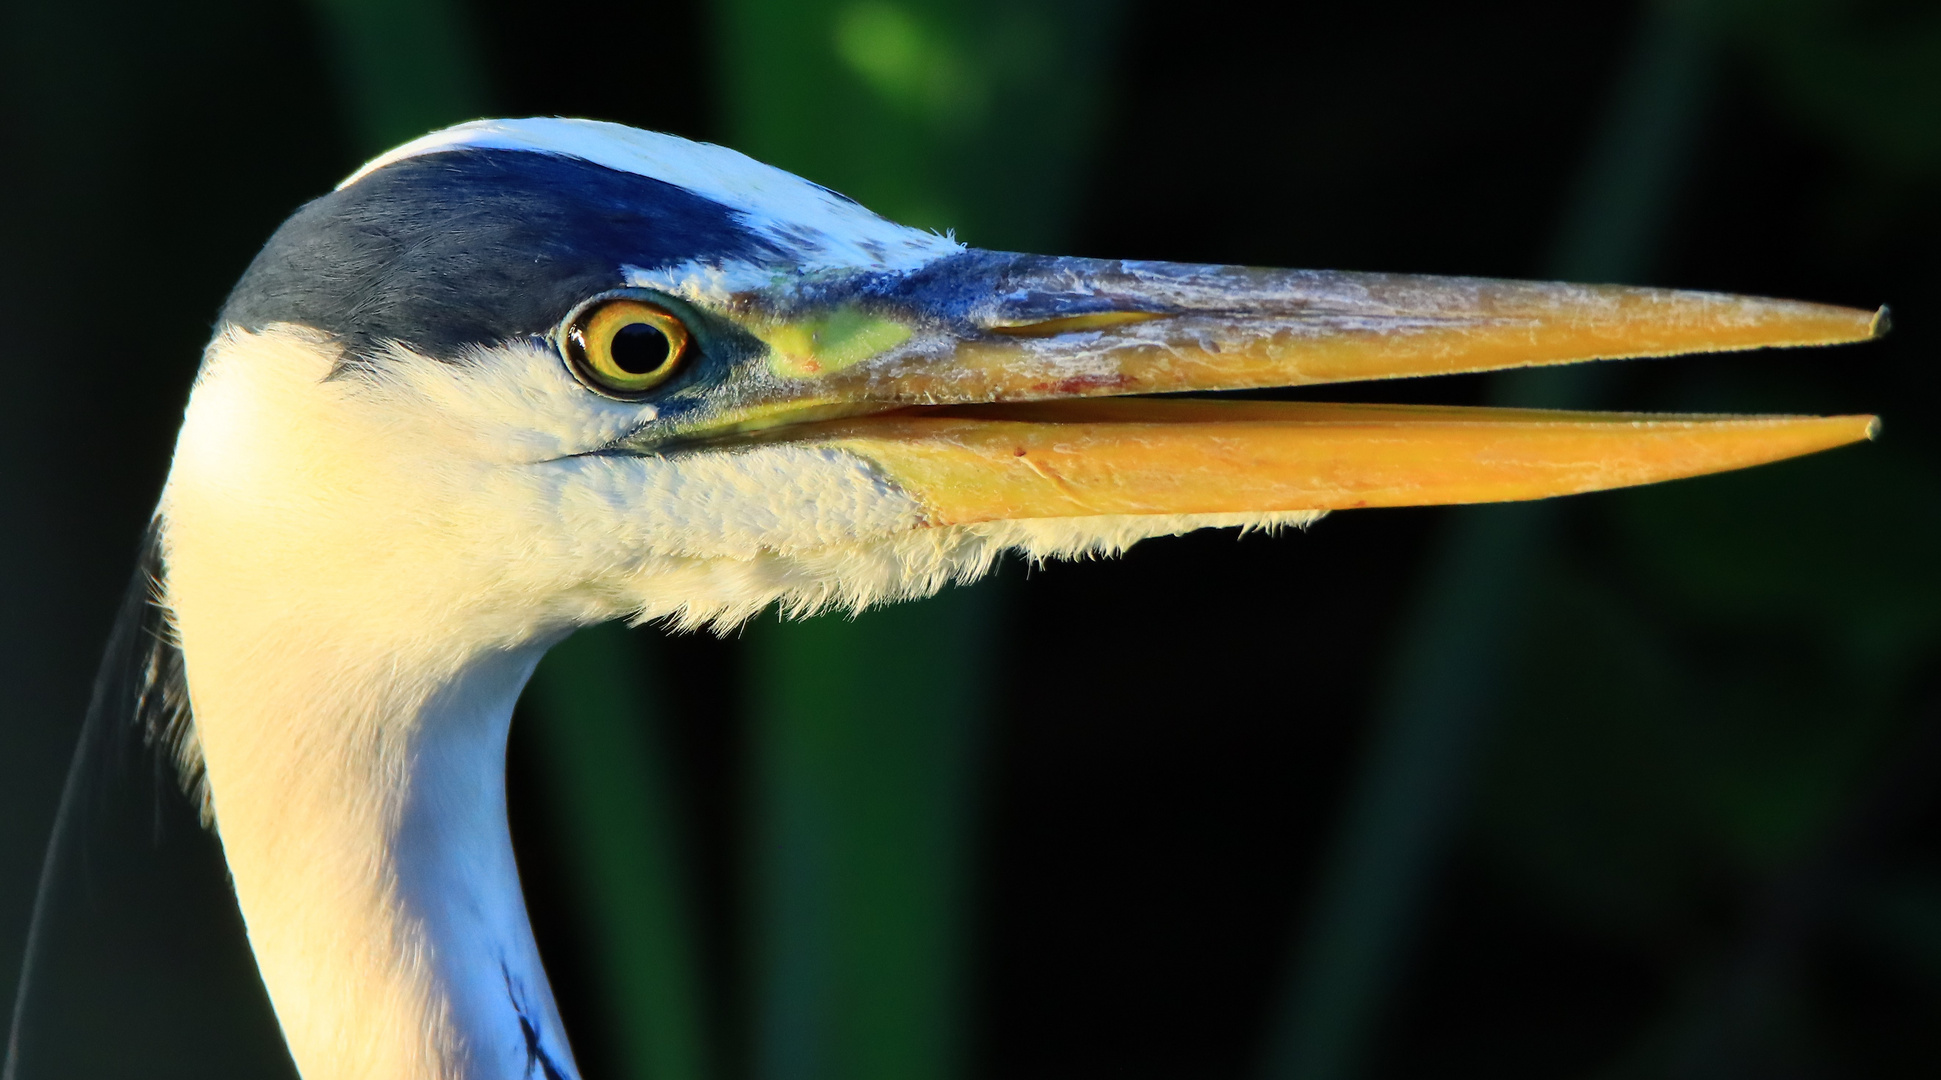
left=684, top=257, right=1883, bottom=521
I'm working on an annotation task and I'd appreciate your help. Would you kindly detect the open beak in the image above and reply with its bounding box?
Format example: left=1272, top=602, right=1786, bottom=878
left=687, top=252, right=1882, bottom=523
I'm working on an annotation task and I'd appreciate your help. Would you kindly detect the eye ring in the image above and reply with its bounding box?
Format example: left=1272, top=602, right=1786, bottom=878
left=565, top=298, right=691, bottom=397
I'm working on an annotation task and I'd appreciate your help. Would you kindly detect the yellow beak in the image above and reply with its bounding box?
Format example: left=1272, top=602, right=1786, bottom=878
left=775, top=400, right=1875, bottom=524
left=698, top=258, right=1882, bottom=521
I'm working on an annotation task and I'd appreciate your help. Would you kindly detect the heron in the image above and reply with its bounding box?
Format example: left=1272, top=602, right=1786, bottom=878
left=4, top=117, right=1881, bottom=1080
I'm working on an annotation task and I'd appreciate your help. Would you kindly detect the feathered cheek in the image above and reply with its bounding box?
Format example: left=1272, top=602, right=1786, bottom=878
left=589, top=446, right=925, bottom=562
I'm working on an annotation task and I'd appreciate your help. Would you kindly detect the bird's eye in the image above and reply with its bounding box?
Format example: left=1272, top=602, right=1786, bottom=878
left=565, top=299, right=691, bottom=397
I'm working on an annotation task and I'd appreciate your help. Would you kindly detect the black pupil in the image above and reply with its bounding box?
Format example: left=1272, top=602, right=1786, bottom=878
left=609, top=321, right=671, bottom=375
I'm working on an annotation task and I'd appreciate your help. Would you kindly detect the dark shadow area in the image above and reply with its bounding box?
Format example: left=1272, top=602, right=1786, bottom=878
left=3, top=0, right=1935, bottom=1078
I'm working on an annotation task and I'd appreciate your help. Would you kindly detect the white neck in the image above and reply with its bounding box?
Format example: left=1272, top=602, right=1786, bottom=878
left=180, top=631, right=577, bottom=1080
left=156, top=330, right=602, bottom=1080
left=393, top=643, right=578, bottom=1080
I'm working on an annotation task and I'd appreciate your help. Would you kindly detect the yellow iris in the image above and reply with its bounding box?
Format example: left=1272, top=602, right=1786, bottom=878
left=567, top=299, right=690, bottom=397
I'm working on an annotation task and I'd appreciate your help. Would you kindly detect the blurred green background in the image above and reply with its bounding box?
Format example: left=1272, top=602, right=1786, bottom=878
left=2, top=0, right=1938, bottom=1077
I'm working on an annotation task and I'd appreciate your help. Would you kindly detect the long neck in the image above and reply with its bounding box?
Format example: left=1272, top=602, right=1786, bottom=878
left=186, top=637, right=578, bottom=1080
left=156, top=329, right=603, bottom=1079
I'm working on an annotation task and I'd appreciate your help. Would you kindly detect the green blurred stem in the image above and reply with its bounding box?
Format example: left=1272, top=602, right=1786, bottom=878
left=303, top=5, right=711, bottom=1078
left=1257, top=8, right=1715, bottom=1080
left=718, top=0, right=1001, bottom=1048
left=527, top=626, right=714, bottom=1080
left=715, top=4, right=1117, bottom=1079
left=747, top=589, right=994, bottom=1080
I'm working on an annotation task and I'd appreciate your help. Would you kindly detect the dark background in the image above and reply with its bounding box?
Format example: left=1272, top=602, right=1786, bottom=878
left=2, top=1, right=1937, bottom=1078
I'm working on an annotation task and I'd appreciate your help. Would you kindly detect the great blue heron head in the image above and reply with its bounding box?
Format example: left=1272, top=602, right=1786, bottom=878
left=163, top=118, right=1878, bottom=654
left=110, top=117, right=1884, bottom=1080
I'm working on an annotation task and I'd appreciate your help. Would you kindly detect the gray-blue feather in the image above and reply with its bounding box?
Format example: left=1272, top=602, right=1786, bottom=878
left=219, top=150, right=784, bottom=368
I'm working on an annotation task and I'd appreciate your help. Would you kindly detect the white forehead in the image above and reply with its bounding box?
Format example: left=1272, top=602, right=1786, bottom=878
left=340, top=118, right=962, bottom=279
